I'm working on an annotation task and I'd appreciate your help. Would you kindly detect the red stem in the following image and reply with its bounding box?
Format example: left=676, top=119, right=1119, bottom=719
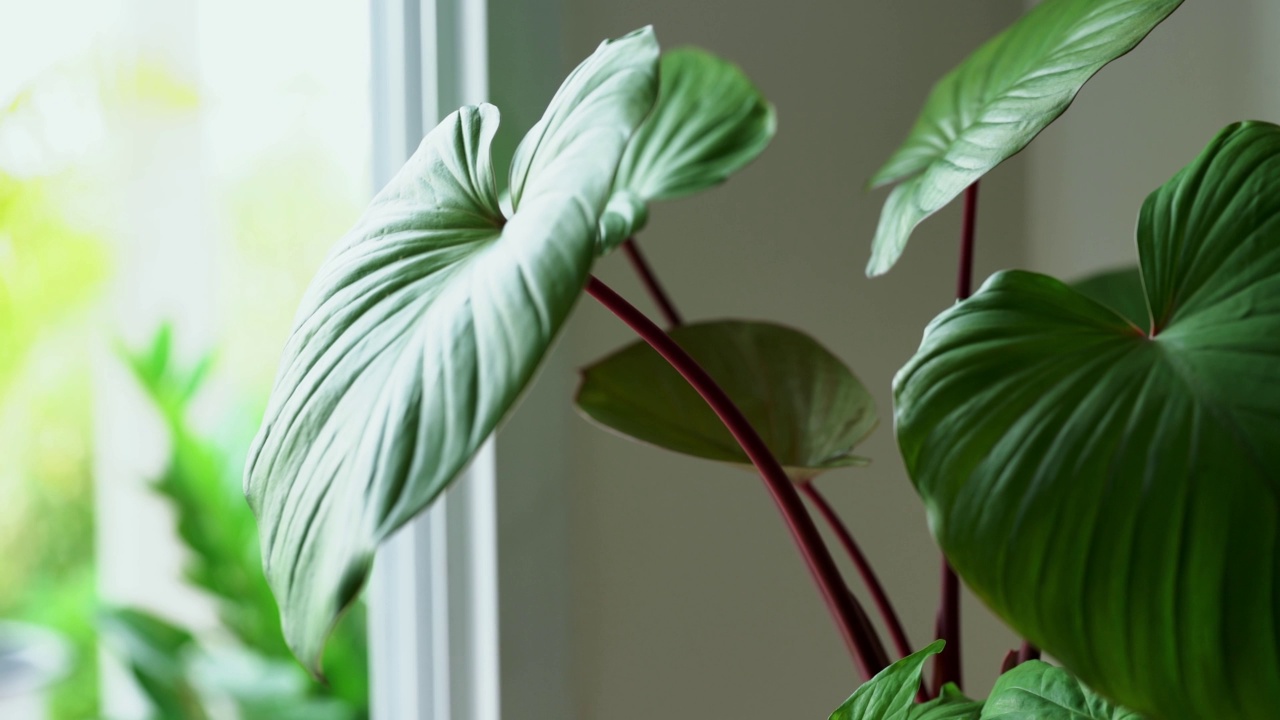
left=586, top=275, right=889, bottom=680
left=933, top=564, right=962, bottom=695
left=623, top=238, right=684, bottom=327
left=956, top=182, right=979, bottom=300
left=799, top=480, right=912, bottom=659
left=933, top=181, right=980, bottom=696
left=1017, top=641, right=1041, bottom=664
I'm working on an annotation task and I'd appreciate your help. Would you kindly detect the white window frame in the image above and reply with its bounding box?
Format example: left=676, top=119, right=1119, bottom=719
left=366, top=1, right=571, bottom=718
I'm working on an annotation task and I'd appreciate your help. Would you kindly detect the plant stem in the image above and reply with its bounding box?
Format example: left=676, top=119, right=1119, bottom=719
left=956, top=182, right=979, bottom=300
left=799, top=480, right=912, bottom=659
left=623, top=238, right=684, bottom=327
left=1017, top=641, right=1041, bottom=664
left=586, top=275, right=889, bottom=680
left=934, top=180, right=980, bottom=696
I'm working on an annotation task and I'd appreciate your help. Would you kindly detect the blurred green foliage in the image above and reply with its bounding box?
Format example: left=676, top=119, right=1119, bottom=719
left=105, top=327, right=369, bottom=719
left=0, top=171, right=107, bottom=720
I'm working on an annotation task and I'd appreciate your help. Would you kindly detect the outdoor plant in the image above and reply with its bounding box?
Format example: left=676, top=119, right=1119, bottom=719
left=245, top=1, right=1280, bottom=718
left=108, top=327, right=369, bottom=719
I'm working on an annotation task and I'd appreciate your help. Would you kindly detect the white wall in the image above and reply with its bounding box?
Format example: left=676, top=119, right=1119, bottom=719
left=554, top=3, right=1027, bottom=718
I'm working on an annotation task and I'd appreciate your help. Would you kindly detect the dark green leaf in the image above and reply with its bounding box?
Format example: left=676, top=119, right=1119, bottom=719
left=576, top=320, right=876, bottom=480
left=867, top=0, right=1183, bottom=276
left=829, top=640, right=944, bottom=720
left=1070, top=266, right=1148, bottom=329
left=981, top=662, right=1142, bottom=719
left=894, top=122, right=1280, bottom=720
left=598, top=47, right=775, bottom=250
left=910, top=683, right=983, bottom=720
left=245, top=29, right=659, bottom=674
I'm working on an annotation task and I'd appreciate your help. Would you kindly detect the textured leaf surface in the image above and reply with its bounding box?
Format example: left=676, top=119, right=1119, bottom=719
left=829, top=641, right=944, bottom=720
left=867, top=0, right=1183, bottom=276
left=246, top=29, right=659, bottom=673
left=598, top=47, right=774, bottom=250
left=576, top=320, right=876, bottom=480
left=895, top=122, right=1280, bottom=720
left=1071, top=266, right=1148, bottom=329
left=981, top=662, right=1143, bottom=720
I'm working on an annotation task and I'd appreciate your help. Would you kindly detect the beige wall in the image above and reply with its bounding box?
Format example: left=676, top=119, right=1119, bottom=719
left=555, top=3, right=1027, bottom=718
left=1025, top=0, right=1280, bottom=277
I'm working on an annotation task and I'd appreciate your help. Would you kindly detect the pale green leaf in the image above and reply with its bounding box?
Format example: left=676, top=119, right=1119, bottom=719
left=245, top=29, right=659, bottom=674
left=867, top=0, right=1183, bottom=276
left=597, top=47, right=775, bottom=250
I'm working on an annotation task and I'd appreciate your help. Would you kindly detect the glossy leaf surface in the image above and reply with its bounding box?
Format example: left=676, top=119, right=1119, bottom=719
left=895, top=122, right=1280, bottom=720
left=245, top=29, right=659, bottom=673
left=829, top=641, right=944, bottom=720
left=576, top=320, right=876, bottom=479
left=598, top=47, right=775, bottom=250
left=867, top=0, right=1183, bottom=276
left=981, top=662, right=1142, bottom=720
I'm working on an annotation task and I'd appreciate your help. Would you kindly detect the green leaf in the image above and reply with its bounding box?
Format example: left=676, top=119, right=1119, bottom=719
left=100, top=608, right=210, bottom=720
left=598, top=47, right=775, bottom=250
left=575, top=320, right=876, bottom=480
left=909, top=684, right=983, bottom=720
left=829, top=640, right=944, bottom=720
left=894, top=122, right=1280, bottom=720
left=245, top=29, right=658, bottom=674
left=982, top=662, right=1142, bottom=719
left=867, top=0, right=1183, bottom=276
left=1070, top=266, right=1148, bottom=329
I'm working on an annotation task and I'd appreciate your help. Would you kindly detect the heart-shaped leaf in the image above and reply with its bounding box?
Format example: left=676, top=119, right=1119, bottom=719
left=598, top=47, right=775, bottom=250
left=1071, top=266, right=1147, bottom=329
left=575, top=320, right=876, bottom=480
left=867, top=0, right=1183, bottom=276
left=245, top=28, right=659, bottom=673
left=894, top=122, right=1280, bottom=720
left=830, top=641, right=944, bottom=720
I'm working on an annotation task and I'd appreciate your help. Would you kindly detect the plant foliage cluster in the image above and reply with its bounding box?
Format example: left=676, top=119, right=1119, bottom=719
left=237, top=1, right=1276, bottom=718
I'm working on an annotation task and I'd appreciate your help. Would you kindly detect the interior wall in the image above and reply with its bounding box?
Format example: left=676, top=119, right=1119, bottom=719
left=553, top=3, right=1027, bottom=718
left=1024, top=0, right=1280, bottom=277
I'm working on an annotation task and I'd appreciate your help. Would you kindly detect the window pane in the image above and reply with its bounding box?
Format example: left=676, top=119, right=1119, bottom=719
left=0, top=1, right=373, bottom=718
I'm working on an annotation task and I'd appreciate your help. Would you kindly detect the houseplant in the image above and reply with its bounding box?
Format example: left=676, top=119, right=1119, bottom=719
left=244, top=1, right=1279, bottom=717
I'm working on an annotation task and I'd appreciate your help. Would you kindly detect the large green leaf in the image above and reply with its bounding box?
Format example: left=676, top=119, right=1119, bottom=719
left=894, top=122, right=1280, bottom=720
left=598, top=48, right=775, bottom=250
left=866, top=0, right=1183, bottom=276
left=245, top=28, right=659, bottom=673
left=575, top=320, right=876, bottom=480
left=830, top=641, right=944, bottom=720
left=981, top=662, right=1143, bottom=720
